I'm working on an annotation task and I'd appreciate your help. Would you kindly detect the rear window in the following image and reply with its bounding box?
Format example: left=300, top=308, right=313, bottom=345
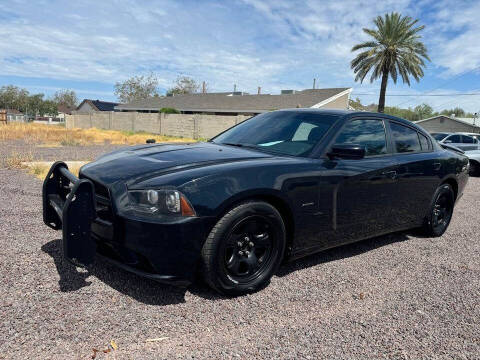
left=446, top=135, right=461, bottom=143
left=390, top=122, right=421, bottom=153
left=432, top=133, right=448, bottom=141
left=462, top=135, right=475, bottom=144
left=418, top=133, right=431, bottom=151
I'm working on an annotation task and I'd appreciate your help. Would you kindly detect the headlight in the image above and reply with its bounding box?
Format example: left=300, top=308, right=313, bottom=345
left=128, top=189, right=196, bottom=216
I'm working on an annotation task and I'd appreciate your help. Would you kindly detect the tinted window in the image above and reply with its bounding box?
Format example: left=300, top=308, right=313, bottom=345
left=390, top=122, right=421, bottom=153
left=462, top=135, right=475, bottom=143
left=432, top=133, right=449, bottom=141
left=446, top=135, right=461, bottom=143
left=212, top=111, right=338, bottom=157
left=335, top=119, right=387, bottom=156
left=418, top=133, right=430, bottom=151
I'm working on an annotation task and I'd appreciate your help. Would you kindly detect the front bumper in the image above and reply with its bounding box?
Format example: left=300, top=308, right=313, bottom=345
left=42, top=161, right=209, bottom=286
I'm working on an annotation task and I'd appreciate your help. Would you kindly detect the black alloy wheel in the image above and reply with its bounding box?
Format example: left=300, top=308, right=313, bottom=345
left=431, top=192, right=453, bottom=234
left=422, top=183, right=454, bottom=237
left=201, top=201, right=286, bottom=296
left=223, top=215, right=274, bottom=283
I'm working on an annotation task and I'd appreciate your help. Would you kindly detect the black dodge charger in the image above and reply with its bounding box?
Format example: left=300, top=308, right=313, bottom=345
left=43, top=109, right=469, bottom=295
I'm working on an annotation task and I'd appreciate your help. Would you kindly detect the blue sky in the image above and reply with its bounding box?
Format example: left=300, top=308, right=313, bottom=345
left=1, top=0, right=480, bottom=112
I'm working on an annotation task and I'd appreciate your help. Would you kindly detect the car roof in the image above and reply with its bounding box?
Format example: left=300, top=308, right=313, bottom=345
left=274, top=108, right=424, bottom=131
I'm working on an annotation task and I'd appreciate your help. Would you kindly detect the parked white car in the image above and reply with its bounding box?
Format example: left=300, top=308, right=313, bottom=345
left=465, top=150, right=480, bottom=176
left=431, top=132, right=480, bottom=151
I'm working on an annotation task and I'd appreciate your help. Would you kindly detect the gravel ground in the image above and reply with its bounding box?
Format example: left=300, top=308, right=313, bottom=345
left=1, top=143, right=479, bottom=359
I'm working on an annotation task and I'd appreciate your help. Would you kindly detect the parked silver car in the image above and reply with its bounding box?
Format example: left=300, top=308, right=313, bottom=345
left=432, top=132, right=480, bottom=151
left=465, top=150, right=480, bottom=176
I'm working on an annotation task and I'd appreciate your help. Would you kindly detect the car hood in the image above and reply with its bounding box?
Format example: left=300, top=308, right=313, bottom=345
left=80, top=142, right=272, bottom=185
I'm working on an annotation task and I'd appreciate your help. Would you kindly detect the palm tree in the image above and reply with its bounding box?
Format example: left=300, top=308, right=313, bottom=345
left=351, top=12, right=430, bottom=113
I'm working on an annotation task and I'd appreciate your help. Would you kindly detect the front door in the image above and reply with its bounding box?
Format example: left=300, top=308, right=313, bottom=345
left=320, top=117, right=400, bottom=245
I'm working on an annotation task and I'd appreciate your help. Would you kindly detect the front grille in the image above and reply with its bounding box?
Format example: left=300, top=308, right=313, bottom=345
left=80, top=175, right=114, bottom=222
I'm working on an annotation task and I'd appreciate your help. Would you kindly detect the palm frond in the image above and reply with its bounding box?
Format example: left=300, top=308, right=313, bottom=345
left=351, top=12, right=429, bottom=90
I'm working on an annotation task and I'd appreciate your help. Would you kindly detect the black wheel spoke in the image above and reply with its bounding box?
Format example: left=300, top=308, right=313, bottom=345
left=226, top=253, right=241, bottom=274
left=222, top=215, right=274, bottom=281
left=246, top=251, right=260, bottom=274
left=253, top=232, right=270, bottom=247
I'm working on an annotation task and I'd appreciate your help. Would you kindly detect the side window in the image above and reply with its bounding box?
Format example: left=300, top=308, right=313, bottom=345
left=462, top=135, right=475, bottom=144
left=418, top=132, right=431, bottom=151
left=390, top=122, right=421, bottom=153
left=335, top=119, right=387, bottom=156
left=445, top=134, right=461, bottom=143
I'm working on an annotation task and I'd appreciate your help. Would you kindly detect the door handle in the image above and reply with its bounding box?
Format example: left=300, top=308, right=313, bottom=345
left=382, top=170, right=397, bottom=179
left=433, top=162, right=442, bottom=171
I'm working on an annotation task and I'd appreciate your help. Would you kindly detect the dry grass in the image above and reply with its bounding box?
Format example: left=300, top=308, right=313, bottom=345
left=4, top=151, right=34, bottom=169
left=0, top=123, right=196, bottom=146
left=24, top=161, right=85, bottom=180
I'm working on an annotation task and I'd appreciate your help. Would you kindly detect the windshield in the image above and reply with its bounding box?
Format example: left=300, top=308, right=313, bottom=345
left=432, top=133, right=449, bottom=141
left=211, top=111, right=339, bottom=157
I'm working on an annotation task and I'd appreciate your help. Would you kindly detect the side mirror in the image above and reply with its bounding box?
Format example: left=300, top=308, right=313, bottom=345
left=327, top=144, right=365, bottom=160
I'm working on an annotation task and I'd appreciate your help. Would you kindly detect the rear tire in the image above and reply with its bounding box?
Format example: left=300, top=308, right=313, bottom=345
left=421, top=184, right=455, bottom=237
left=469, top=161, right=479, bottom=176
left=201, top=201, right=286, bottom=296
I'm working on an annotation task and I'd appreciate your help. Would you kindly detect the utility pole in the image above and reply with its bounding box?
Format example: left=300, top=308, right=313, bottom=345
left=313, top=78, right=316, bottom=89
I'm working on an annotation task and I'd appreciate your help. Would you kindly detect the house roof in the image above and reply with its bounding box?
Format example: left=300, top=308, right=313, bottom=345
left=57, top=104, right=74, bottom=114
left=77, top=99, right=120, bottom=112
left=415, top=115, right=480, bottom=128
left=115, top=88, right=352, bottom=113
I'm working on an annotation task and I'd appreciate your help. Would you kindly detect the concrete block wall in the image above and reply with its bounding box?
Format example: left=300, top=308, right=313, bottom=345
left=65, top=112, right=250, bottom=139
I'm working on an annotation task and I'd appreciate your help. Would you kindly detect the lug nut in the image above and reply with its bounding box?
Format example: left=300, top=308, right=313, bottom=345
left=237, top=241, right=243, bottom=247
left=249, top=242, right=254, bottom=247
left=238, top=250, right=244, bottom=256
left=245, top=250, right=250, bottom=256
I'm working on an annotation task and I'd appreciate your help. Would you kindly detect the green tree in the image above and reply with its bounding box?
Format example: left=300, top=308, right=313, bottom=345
left=114, top=73, right=159, bottom=103
left=53, top=89, right=78, bottom=109
left=159, top=107, right=180, bottom=114
left=351, top=12, right=430, bottom=113
left=0, top=85, right=29, bottom=111
left=413, top=103, right=434, bottom=120
left=167, top=76, right=199, bottom=95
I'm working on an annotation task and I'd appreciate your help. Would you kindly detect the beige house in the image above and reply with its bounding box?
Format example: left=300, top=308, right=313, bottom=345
left=115, top=88, right=352, bottom=116
left=415, top=115, right=480, bottom=133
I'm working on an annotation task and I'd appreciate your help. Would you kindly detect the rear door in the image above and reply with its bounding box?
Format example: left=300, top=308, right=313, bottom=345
left=460, top=135, right=479, bottom=151
left=387, top=121, right=440, bottom=227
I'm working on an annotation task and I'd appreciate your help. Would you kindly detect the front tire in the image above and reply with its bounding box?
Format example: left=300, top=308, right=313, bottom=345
left=421, top=184, right=455, bottom=237
left=201, top=201, right=286, bottom=296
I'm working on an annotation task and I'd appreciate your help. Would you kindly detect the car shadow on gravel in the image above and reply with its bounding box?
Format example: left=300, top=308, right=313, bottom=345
left=41, top=239, right=187, bottom=306
left=41, top=231, right=412, bottom=304
left=277, top=231, right=410, bottom=277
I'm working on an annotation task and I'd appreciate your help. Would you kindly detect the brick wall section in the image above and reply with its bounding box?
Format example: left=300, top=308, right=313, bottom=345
left=66, top=112, right=250, bottom=139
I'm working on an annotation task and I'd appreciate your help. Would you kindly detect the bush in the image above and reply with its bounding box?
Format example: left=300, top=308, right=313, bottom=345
left=159, top=107, right=180, bottom=114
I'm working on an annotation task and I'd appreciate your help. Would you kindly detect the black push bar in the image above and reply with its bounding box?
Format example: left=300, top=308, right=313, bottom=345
left=42, top=161, right=97, bottom=265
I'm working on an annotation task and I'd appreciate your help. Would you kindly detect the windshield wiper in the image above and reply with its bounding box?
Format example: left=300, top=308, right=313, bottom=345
left=220, top=142, right=261, bottom=149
